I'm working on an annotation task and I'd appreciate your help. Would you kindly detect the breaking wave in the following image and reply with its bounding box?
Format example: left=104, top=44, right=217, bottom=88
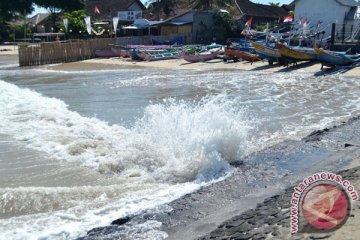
left=0, top=80, right=252, bottom=183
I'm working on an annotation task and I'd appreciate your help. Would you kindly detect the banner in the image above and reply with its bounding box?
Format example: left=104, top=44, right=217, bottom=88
left=63, top=18, right=68, bottom=32
left=113, top=17, right=119, bottom=33
left=84, top=16, right=91, bottom=35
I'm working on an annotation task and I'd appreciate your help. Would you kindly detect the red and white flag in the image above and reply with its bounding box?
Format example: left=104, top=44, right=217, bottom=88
left=283, top=16, right=293, bottom=23
left=94, top=5, right=100, bottom=14
left=298, top=16, right=303, bottom=25
left=245, top=17, right=253, bottom=27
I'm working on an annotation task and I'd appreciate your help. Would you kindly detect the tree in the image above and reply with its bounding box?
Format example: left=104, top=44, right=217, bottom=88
left=269, top=2, right=280, bottom=6
left=60, top=10, right=86, bottom=38
left=0, top=0, right=33, bottom=42
left=188, top=0, right=232, bottom=10
left=34, top=0, right=84, bottom=31
left=147, top=0, right=175, bottom=18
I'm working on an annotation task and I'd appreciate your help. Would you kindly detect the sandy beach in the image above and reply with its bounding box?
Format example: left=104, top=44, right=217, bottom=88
left=44, top=56, right=360, bottom=78
left=0, top=45, right=18, bottom=55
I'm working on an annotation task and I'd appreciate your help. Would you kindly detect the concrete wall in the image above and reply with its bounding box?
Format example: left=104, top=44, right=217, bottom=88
left=295, top=0, right=351, bottom=37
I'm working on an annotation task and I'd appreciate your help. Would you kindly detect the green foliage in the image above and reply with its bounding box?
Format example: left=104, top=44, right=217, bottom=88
left=188, top=0, right=232, bottom=10
left=34, top=0, right=84, bottom=31
left=0, top=0, right=33, bottom=22
left=148, top=0, right=175, bottom=17
left=61, top=10, right=86, bottom=35
left=214, top=12, right=236, bottom=38
left=256, top=25, right=268, bottom=31
left=8, top=22, right=32, bottom=39
left=269, top=2, right=280, bottom=6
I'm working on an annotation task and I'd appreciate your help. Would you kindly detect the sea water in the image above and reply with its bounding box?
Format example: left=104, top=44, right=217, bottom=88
left=0, top=61, right=360, bottom=239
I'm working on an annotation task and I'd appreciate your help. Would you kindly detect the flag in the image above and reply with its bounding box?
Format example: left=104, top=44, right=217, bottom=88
left=283, top=16, right=293, bottom=23
left=94, top=5, right=100, bottom=14
left=298, top=16, right=303, bottom=25
left=316, top=20, right=323, bottom=29
left=245, top=17, right=253, bottom=27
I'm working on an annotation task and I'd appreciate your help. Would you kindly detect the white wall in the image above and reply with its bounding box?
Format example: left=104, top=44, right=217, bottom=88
left=294, top=0, right=351, bottom=36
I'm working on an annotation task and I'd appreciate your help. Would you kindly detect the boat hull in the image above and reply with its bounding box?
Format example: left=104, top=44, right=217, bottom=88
left=145, top=52, right=180, bottom=61
left=314, top=48, right=360, bottom=66
left=181, top=51, right=219, bottom=63
left=225, top=48, right=261, bottom=62
left=95, top=50, right=118, bottom=58
left=276, top=43, right=315, bottom=61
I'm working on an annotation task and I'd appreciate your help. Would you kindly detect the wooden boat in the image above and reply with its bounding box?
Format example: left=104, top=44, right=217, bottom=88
left=314, top=48, right=360, bottom=66
left=181, top=50, right=219, bottom=63
left=251, top=41, right=283, bottom=64
left=145, top=52, right=180, bottom=61
left=111, top=48, right=130, bottom=58
left=95, top=49, right=118, bottom=58
left=224, top=48, right=262, bottom=62
left=276, top=43, right=316, bottom=61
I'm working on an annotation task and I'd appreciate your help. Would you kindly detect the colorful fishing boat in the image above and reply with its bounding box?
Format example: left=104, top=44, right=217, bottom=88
left=145, top=52, right=180, bottom=61
left=224, top=48, right=262, bottom=62
left=251, top=41, right=284, bottom=64
left=181, top=50, right=219, bottom=63
left=314, top=48, right=360, bottom=67
left=276, top=43, right=316, bottom=61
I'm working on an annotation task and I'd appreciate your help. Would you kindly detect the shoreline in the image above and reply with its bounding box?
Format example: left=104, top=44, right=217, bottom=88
left=46, top=57, right=360, bottom=77
left=79, top=116, right=360, bottom=240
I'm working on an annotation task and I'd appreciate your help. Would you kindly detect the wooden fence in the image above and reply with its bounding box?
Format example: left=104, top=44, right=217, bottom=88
left=19, top=38, right=114, bottom=67
left=18, top=34, right=193, bottom=67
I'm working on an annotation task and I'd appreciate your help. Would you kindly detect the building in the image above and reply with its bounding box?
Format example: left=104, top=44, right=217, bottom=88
left=28, top=13, right=52, bottom=33
left=86, top=0, right=146, bottom=21
left=160, top=10, right=219, bottom=44
left=294, top=0, right=360, bottom=37
left=234, top=0, right=291, bottom=27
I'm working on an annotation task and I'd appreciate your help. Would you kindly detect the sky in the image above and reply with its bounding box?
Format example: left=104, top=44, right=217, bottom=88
left=32, top=0, right=293, bottom=15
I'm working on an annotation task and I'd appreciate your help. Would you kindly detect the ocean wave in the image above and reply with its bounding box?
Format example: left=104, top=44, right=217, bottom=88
left=0, top=80, right=252, bottom=183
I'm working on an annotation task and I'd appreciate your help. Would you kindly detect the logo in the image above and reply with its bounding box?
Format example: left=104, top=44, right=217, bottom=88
left=290, top=172, right=358, bottom=234
left=301, top=183, right=350, bottom=231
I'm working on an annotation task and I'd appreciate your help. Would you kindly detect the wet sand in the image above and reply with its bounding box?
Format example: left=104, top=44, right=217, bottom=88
left=48, top=57, right=360, bottom=77
left=79, top=115, right=360, bottom=240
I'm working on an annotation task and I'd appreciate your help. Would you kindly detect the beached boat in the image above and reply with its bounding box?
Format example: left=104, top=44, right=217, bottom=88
left=181, top=51, right=219, bottom=63
left=251, top=41, right=284, bottom=64
left=95, top=49, right=118, bottom=58
left=224, top=48, right=262, bottom=62
left=276, top=43, right=316, bottom=61
left=145, top=52, right=180, bottom=61
left=314, top=48, right=360, bottom=67
left=111, top=48, right=130, bottom=58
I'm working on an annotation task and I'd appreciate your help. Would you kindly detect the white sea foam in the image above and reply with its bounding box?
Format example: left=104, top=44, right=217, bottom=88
left=0, top=182, right=199, bottom=240
left=0, top=80, right=250, bottom=183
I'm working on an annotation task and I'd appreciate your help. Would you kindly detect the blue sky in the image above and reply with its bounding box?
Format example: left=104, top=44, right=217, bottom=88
left=32, top=0, right=293, bottom=15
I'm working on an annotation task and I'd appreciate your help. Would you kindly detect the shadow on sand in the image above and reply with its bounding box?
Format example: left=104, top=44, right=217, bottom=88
left=275, top=61, right=318, bottom=73
left=314, top=63, right=360, bottom=76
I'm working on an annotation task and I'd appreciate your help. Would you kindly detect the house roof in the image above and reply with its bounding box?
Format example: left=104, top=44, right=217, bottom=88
left=336, top=0, right=360, bottom=6
left=235, top=0, right=289, bottom=18
left=294, top=0, right=360, bottom=7
left=28, top=13, right=51, bottom=26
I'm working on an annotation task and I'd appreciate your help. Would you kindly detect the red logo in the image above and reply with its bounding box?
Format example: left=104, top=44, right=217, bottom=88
left=301, top=183, right=350, bottom=231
